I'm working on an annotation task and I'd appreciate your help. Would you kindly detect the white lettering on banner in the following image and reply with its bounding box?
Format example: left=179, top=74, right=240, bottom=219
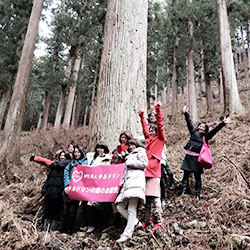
left=69, top=185, right=120, bottom=194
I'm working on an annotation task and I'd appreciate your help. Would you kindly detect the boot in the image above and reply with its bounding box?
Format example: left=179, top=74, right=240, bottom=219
left=195, top=174, right=202, bottom=201
left=181, top=176, right=189, bottom=195
left=165, top=162, right=176, bottom=190
left=50, top=220, right=60, bottom=231
left=168, top=173, right=176, bottom=190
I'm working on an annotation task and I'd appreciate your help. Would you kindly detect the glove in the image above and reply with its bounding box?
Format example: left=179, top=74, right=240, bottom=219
left=154, top=101, right=161, bottom=113
left=29, top=154, right=35, bottom=161
left=138, top=110, right=144, bottom=118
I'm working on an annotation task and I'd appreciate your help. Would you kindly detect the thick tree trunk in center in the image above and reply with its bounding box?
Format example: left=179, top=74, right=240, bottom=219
left=89, top=0, right=148, bottom=151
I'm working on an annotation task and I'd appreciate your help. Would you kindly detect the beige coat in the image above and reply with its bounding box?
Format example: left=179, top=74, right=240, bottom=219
left=86, top=152, right=111, bottom=166
left=115, top=147, right=148, bottom=204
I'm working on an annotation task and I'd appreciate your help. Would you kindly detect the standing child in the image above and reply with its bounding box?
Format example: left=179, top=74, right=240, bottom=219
left=115, top=139, right=148, bottom=243
left=181, top=106, right=230, bottom=200
left=138, top=102, right=166, bottom=230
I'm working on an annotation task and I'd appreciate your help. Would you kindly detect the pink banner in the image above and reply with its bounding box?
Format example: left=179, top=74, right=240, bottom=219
left=68, top=163, right=125, bottom=202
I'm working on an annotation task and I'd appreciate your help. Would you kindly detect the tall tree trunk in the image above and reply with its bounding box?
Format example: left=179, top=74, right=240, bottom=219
left=171, top=37, right=179, bottom=123
left=202, top=44, right=214, bottom=116
left=240, top=26, right=245, bottom=61
left=0, top=87, right=11, bottom=129
left=216, top=0, right=245, bottom=115
left=54, top=50, right=75, bottom=129
left=219, top=68, right=224, bottom=105
left=54, top=85, right=67, bottom=129
left=40, top=89, right=52, bottom=130
left=71, top=97, right=77, bottom=128
left=187, top=0, right=198, bottom=122
left=73, top=93, right=82, bottom=127
left=247, top=20, right=250, bottom=80
left=89, top=0, right=148, bottom=151
left=0, top=0, right=44, bottom=163
left=36, top=97, right=45, bottom=130
left=62, top=47, right=82, bottom=129
left=83, top=106, right=89, bottom=126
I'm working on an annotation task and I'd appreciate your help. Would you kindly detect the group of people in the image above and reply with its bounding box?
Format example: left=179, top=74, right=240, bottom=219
left=31, top=102, right=229, bottom=243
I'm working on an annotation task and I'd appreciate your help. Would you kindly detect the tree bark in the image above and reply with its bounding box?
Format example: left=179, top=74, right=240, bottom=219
left=171, top=37, right=179, bottom=123
left=62, top=47, right=82, bottom=129
left=216, top=0, right=245, bottom=115
left=40, top=89, right=52, bottom=130
left=83, top=106, right=89, bottom=126
left=202, top=44, right=214, bottom=116
left=54, top=50, right=74, bottom=129
left=247, top=20, right=250, bottom=80
left=73, top=93, right=82, bottom=127
left=0, top=0, right=44, bottom=163
left=219, top=68, right=224, bottom=105
left=187, top=0, right=198, bottom=122
left=89, top=0, right=148, bottom=151
left=0, top=87, right=11, bottom=130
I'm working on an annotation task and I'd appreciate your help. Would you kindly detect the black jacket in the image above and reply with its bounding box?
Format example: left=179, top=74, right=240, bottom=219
left=183, top=112, right=226, bottom=153
left=41, top=159, right=70, bottom=200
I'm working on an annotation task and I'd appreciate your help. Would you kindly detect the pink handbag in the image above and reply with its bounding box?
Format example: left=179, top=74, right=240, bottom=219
left=198, top=137, right=212, bottom=169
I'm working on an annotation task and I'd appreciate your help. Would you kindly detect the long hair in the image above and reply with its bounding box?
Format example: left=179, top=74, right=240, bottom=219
left=119, top=131, right=133, bottom=144
left=73, top=145, right=86, bottom=160
left=94, top=141, right=109, bottom=159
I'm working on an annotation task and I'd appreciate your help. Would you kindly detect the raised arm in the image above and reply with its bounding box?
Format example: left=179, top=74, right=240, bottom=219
left=205, top=121, right=227, bottom=141
left=155, top=103, right=166, bottom=141
left=138, top=110, right=149, bottom=139
left=31, top=155, right=54, bottom=166
left=184, top=111, right=195, bottom=135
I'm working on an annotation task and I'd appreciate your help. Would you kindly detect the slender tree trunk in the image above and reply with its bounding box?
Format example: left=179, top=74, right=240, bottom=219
left=54, top=50, right=74, bottom=129
left=36, top=98, right=45, bottom=130
left=247, top=20, right=250, bottom=80
left=0, top=0, right=44, bottom=163
left=40, top=89, right=52, bottom=130
left=54, top=85, right=67, bottom=129
left=62, top=47, right=82, bottom=129
left=240, top=26, right=245, bottom=61
left=83, top=106, right=89, bottom=126
left=171, top=37, right=179, bottom=123
left=202, top=45, right=214, bottom=115
left=0, top=87, right=11, bottom=129
left=89, top=0, right=148, bottom=151
left=219, top=68, right=224, bottom=105
left=74, top=93, right=82, bottom=127
left=187, top=0, right=198, bottom=122
left=71, top=97, right=76, bottom=128
left=216, top=0, right=244, bottom=115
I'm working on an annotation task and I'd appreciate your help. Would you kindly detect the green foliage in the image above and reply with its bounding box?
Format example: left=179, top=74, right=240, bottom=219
left=0, top=0, right=33, bottom=90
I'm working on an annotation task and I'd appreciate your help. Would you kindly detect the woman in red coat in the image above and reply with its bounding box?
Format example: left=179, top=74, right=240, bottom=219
left=138, top=101, right=166, bottom=230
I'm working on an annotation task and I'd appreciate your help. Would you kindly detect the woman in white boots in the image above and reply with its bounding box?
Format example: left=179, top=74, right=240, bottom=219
left=115, top=138, right=148, bottom=243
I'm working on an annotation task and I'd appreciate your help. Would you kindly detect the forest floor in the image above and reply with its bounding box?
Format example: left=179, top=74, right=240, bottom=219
left=0, top=74, right=249, bottom=249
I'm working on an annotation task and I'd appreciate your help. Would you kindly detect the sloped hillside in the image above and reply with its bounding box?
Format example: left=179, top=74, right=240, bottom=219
left=0, top=77, right=249, bottom=249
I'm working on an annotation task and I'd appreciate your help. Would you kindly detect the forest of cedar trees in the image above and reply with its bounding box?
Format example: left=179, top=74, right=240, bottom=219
left=0, top=0, right=249, bottom=249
